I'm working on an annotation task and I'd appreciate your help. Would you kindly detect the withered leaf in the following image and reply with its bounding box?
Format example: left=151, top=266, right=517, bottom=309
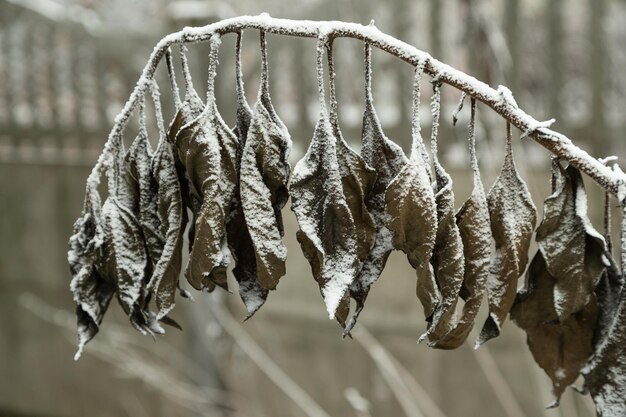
left=97, top=195, right=159, bottom=336
left=431, top=98, right=491, bottom=349
left=181, top=36, right=237, bottom=292
left=291, top=113, right=360, bottom=320
left=537, top=164, right=606, bottom=321
left=148, top=137, right=186, bottom=319
left=125, top=131, right=162, bottom=269
left=385, top=63, right=439, bottom=320
left=239, top=32, right=291, bottom=292
left=511, top=252, right=598, bottom=404
left=511, top=161, right=606, bottom=402
left=583, top=258, right=626, bottom=416
left=325, top=40, right=377, bottom=327
left=291, top=38, right=363, bottom=321
left=419, top=83, right=464, bottom=346
left=592, top=250, right=622, bottom=349
left=168, top=45, right=206, bottom=254
left=100, top=137, right=164, bottom=335
left=227, top=31, right=269, bottom=318
left=343, top=44, right=408, bottom=334
left=477, top=123, right=536, bottom=347
left=68, top=184, right=115, bottom=359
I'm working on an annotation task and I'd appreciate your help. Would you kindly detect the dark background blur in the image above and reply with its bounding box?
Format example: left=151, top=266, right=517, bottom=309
left=1, top=0, right=625, bottom=416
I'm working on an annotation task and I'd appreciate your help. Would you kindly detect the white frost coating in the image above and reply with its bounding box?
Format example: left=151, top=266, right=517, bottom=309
left=497, top=85, right=518, bottom=108
left=574, top=174, right=607, bottom=245
left=614, top=165, right=626, bottom=203
left=520, top=118, right=556, bottom=139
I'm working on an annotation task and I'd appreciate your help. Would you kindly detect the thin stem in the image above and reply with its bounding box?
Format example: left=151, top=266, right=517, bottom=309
left=206, top=33, right=221, bottom=106
left=605, top=191, right=613, bottom=254
left=410, top=61, right=426, bottom=160
left=165, top=48, right=181, bottom=110
left=326, top=39, right=339, bottom=131
left=364, top=42, right=373, bottom=105
left=430, top=81, right=442, bottom=164
left=468, top=98, right=479, bottom=175
left=85, top=15, right=625, bottom=201
left=315, top=36, right=327, bottom=114
left=235, top=31, right=248, bottom=109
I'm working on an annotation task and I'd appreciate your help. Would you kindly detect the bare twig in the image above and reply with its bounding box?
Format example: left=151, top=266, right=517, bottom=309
left=206, top=300, right=333, bottom=417
left=351, top=326, right=448, bottom=417
left=86, top=14, right=626, bottom=203
left=352, top=326, right=438, bottom=417
left=19, top=293, right=237, bottom=416
left=468, top=336, right=526, bottom=417
left=344, top=387, right=373, bottom=417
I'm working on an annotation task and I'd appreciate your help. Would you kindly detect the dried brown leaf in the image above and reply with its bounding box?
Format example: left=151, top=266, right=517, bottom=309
left=511, top=252, right=598, bottom=403
left=385, top=64, right=439, bottom=320
left=227, top=32, right=269, bottom=318
left=239, top=32, right=291, bottom=292
left=582, top=258, right=626, bottom=417
left=343, top=45, right=407, bottom=334
left=477, top=124, right=536, bottom=347
left=291, top=114, right=359, bottom=320
left=431, top=99, right=491, bottom=349
left=68, top=184, right=115, bottom=358
left=148, top=138, right=186, bottom=319
left=536, top=164, right=606, bottom=321
left=420, top=84, right=464, bottom=345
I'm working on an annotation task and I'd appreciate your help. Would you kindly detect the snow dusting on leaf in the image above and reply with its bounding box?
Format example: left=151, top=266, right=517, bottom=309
left=537, top=163, right=606, bottom=321
left=476, top=123, right=536, bottom=347
left=385, top=62, right=439, bottom=321
left=343, top=44, right=408, bottom=335
left=227, top=31, right=269, bottom=318
left=431, top=98, right=491, bottom=349
left=149, top=100, right=187, bottom=320
left=291, top=37, right=364, bottom=321
left=68, top=183, right=115, bottom=359
left=511, top=161, right=608, bottom=403
left=239, top=32, right=292, bottom=292
left=419, top=82, right=464, bottom=346
left=325, top=40, right=377, bottom=328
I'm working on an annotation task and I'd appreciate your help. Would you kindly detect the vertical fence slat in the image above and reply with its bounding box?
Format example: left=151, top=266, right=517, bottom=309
left=504, top=0, right=520, bottom=94
left=547, top=0, right=563, bottom=121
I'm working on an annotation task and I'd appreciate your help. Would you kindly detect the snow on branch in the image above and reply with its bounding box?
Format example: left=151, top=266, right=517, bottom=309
left=88, top=13, right=626, bottom=203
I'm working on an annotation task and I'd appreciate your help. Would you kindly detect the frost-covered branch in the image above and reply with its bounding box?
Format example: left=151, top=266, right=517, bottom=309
left=89, top=13, right=626, bottom=203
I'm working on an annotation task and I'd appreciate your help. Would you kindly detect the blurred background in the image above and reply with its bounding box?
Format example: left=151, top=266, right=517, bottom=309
left=1, top=0, right=625, bottom=416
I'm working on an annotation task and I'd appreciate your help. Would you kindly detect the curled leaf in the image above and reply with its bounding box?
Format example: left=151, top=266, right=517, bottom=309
left=326, top=40, right=377, bottom=327
left=385, top=63, right=439, bottom=320
left=583, top=259, right=626, bottom=416
left=538, top=164, right=606, bottom=321
left=98, top=196, right=158, bottom=335
left=344, top=43, right=408, bottom=334
left=511, top=162, right=606, bottom=402
left=68, top=185, right=115, bottom=359
left=125, top=132, right=162, bottom=270
left=431, top=98, right=491, bottom=349
left=291, top=38, right=365, bottom=321
left=420, top=82, right=464, bottom=345
left=477, top=123, right=536, bottom=347
left=240, top=32, right=291, bottom=291
left=179, top=36, right=237, bottom=292
left=511, top=252, right=598, bottom=404
left=149, top=138, right=186, bottom=319
left=227, top=32, right=269, bottom=318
